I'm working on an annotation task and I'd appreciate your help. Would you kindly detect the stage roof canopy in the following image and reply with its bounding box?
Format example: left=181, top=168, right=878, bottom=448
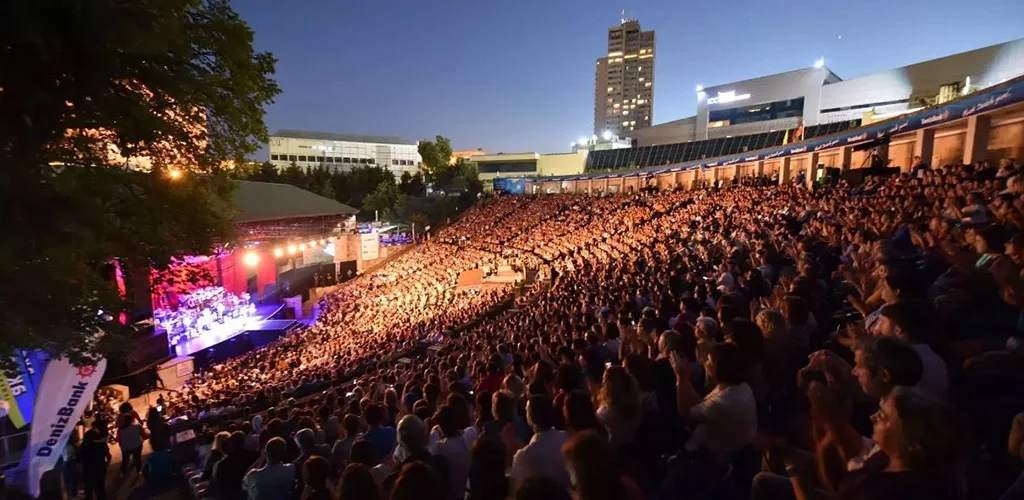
left=233, top=181, right=358, bottom=224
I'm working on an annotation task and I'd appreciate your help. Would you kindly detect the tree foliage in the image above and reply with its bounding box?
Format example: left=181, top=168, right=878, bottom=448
left=362, top=182, right=401, bottom=219
left=0, top=0, right=279, bottom=365
left=399, top=171, right=427, bottom=197
left=417, top=135, right=453, bottom=181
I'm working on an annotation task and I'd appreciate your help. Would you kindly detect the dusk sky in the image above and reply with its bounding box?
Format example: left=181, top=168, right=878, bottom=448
left=234, top=0, right=1024, bottom=155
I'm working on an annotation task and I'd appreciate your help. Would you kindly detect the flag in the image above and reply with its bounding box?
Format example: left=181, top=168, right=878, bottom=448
left=782, top=129, right=790, bottom=145
left=793, top=120, right=805, bottom=142
left=25, top=357, right=106, bottom=497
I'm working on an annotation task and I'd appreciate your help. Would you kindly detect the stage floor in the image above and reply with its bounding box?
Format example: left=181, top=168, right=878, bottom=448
left=170, top=303, right=284, bottom=356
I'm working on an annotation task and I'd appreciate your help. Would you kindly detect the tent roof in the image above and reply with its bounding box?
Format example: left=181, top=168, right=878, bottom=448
left=233, top=181, right=358, bottom=224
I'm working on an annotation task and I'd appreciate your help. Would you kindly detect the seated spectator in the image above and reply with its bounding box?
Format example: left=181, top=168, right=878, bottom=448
left=202, top=431, right=230, bottom=481
left=596, top=366, right=642, bottom=450
left=301, top=456, right=334, bottom=500
left=674, top=342, right=758, bottom=463
left=212, top=431, right=254, bottom=500
left=339, top=463, right=379, bottom=500
left=382, top=415, right=450, bottom=499
left=390, top=461, right=444, bottom=500
left=332, top=414, right=360, bottom=470
left=363, top=404, right=397, bottom=465
left=562, top=429, right=644, bottom=500
left=243, top=437, right=296, bottom=500
left=430, top=404, right=471, bottom=499
left=789, top=387, right=966, bottom=500
left=467, top=437, right=509, bottom=500
left=511, top=395, right=570, bottom=491
left=852, top=337, right=924, bottom=399
left=563, top=390, right=604, bottom=437
left=875, top=300, right=949, bottom=400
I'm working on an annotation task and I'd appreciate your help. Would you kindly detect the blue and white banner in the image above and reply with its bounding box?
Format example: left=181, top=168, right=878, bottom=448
left=492, top=178, right=526, bottom=194
left=26, top=357, right=106, bottom=497
left=0, top=350, right=49, bottom=429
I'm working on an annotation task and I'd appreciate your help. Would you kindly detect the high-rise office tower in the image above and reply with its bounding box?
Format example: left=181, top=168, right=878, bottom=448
left=594, top=19, right=655, bottom=137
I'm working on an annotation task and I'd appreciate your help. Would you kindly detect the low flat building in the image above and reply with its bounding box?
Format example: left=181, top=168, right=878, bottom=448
left=268, top=130, right=422, bottom=177
left=473, top=151, right=588, bottom=191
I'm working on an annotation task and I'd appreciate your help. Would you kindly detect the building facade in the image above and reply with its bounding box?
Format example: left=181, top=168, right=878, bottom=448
left=594, top=19, right=655, bottom=138
left=268, top=130, right=422, bottom=177
left=633, top=38, right=1024, bottom=147
left=594, top=57, right=609, bottom=135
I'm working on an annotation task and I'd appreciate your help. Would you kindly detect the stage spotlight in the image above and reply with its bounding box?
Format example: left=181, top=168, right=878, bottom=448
left=308, top=240, right=317, bottom=247
left=320, top=239, right=326, bottom=245
left=299, top=243, right=307, bottom=251
left=243, top=252, right=259, bottom=267
left=287, top=244, right=297, bottom=255
left=273, top=248, right=283, bottom=258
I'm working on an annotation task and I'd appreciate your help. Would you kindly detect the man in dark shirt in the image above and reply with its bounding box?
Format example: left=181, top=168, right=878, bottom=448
left=79, top=420, right=110, bottom=500
left=212, top=432, right=252, bottom=500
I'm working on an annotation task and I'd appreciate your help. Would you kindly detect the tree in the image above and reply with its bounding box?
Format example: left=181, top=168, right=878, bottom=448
left=407, top=212, right=430, bottom=235
left=399, top=171, right=426, bottom=197
left=0, top=0, right=279, bottom=366
left=362, top=182, right=401, bottom=219
left=248, top=161, right=280, bottom=183
left=339, top=165, right=395, bottom=209
left=418, top=135, right=453, bottom=182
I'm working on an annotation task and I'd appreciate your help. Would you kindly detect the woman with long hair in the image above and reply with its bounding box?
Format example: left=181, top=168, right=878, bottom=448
left=302, top=455, right=335, bottom=500
left=563, top=390, right=604, bottom=437
left=595, top=366, right=641, bottom=450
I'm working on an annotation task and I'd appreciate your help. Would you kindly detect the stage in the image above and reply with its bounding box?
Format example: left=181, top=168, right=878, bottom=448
left=170, top=303, right=286, bottom=357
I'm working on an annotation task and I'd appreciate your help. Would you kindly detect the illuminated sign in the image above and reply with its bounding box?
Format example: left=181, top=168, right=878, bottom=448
left=706, top=90, right=751, bottom=105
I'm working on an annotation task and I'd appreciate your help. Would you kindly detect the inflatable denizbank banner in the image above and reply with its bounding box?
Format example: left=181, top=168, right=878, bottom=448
left=527, top=75, right=1024, bottom=184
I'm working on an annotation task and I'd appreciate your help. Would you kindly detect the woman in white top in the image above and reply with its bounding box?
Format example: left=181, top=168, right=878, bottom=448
left=672, top=342, right=757, bottom=464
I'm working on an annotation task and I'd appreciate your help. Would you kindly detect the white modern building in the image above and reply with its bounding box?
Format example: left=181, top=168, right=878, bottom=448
left=631, top=38, right=1024, bottom=146
left=268, top=130, right=422, bottom=176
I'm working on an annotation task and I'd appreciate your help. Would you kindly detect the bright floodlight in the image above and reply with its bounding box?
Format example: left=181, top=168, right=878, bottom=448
left=813, top=57, right=825, bottom=69
left=243, top=251, right=259, bottom=267
left=287, top=244, right=297, bottom=255
left=273, top=248, right=283, bottom=258
left=602, top=130, right=613, bottom=140
left=696, top=84, right=704, bottom=93
left=298, top=243, right=307, bottom=251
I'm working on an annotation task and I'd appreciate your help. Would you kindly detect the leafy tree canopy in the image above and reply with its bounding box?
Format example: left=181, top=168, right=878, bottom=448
left=0, top=0, right=279, bottom=366
left=417, top=135, right=453, bottom=181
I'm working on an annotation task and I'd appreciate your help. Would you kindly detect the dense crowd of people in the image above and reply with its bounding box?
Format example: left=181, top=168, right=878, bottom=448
left=69, top=157, right=1024, bottom=500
